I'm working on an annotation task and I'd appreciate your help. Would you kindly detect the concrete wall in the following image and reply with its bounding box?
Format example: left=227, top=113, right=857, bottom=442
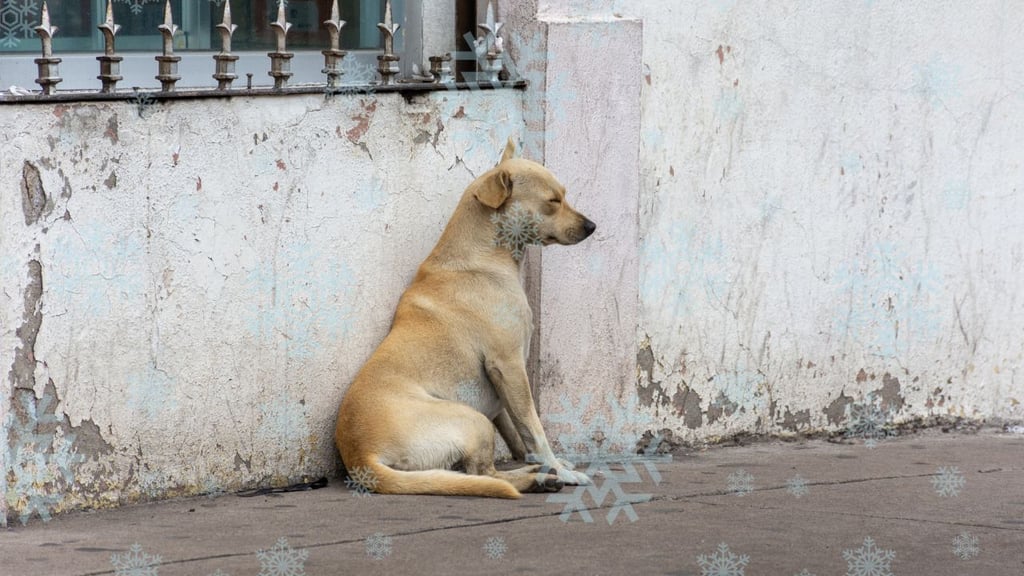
left=534, top=0, right=1023, bottom=449
left=1, top=89, right=524, bottom=524
left=4, top=0, right=1023, bottom=526
left=532, top=9, right=649, bottom=454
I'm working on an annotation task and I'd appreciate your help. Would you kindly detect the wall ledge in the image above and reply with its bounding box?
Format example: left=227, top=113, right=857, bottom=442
left=0, top=80, right=527, bottom=106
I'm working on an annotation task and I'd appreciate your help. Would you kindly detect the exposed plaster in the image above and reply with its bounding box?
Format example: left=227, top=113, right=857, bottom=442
left=20, top=162, right=49, bottom=226
left=824, top=393, right=855, bottom=427
left=9, top=258, right=43, bottom=393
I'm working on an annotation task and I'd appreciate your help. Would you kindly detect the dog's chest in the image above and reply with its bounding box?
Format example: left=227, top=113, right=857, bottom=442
left=455, top=376, right=503, bottom=419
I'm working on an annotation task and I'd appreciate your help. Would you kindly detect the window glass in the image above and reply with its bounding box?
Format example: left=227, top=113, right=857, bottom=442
left=0, top=0, right=391, bottom=53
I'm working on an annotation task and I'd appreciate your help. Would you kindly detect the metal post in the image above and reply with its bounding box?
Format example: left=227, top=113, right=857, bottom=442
left=155, top=0, right=181, bottom=91
left=322, top=0, right=347, bottom=88
left=33, top=2, right=62, bottom=95
left=376, top=0, right=401, bottom=86
left=96, top=0, right=123, bottom=93
left=267, top=2, right=294, bottom=89
left=212, top=1, right=238, bottom=90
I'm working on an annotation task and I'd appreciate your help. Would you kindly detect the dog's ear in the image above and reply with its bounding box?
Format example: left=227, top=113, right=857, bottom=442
left=475, top=168, right=513, bottom=209
left=499, top=137, right=517, bottom=164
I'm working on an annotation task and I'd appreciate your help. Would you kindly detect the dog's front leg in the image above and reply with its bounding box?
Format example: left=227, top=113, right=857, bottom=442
left=485, top=356, right=591, bottom=485
left=493, top=410, right=527, bottom=461
left=495, top=410, right=577, bottom=471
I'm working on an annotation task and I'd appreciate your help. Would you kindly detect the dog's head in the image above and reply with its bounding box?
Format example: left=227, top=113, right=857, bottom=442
left=474, top=139, right=596, bottom=249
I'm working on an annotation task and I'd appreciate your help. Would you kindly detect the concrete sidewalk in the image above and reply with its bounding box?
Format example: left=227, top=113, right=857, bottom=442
left=2, top=428, right=1022, bottom=575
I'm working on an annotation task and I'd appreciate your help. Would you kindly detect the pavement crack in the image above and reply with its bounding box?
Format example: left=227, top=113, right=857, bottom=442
left=76, top=509, right=577, bottom=575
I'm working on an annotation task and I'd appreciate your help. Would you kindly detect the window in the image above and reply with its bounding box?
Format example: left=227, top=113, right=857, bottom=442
left=0, top=0, right=409, bottom=90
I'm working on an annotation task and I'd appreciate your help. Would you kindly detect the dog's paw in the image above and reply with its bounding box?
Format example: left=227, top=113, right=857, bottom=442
left=554, top=468, right=592, bottom=486
left=526, top=454, right=577, bottom=472
left=531, top=474, right=564, bottom=493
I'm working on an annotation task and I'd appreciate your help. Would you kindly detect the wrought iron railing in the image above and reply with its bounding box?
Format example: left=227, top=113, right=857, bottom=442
left=6, top=0, right=518, bottom=100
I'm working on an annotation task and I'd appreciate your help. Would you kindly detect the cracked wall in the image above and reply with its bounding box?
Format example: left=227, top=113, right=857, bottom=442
left=533, top=0, right=1022, bottom=453
left=631, top=1, right=1023, bottom=442
left=1, top=89, right=525, bottom=524
left=4, top=1, right=1023, bottom=525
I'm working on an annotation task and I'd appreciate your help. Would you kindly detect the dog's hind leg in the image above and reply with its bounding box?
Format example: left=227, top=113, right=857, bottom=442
left=491, top=465, right=564, bottom=493
left=450, top=406, right=563, bottom=494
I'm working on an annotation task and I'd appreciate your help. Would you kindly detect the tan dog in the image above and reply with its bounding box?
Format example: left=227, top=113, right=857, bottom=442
left=335, top=139, right=596, bottom=498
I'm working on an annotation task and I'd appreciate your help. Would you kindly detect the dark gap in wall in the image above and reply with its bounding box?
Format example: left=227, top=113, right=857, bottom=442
left=455, top=0, right=477, bottom=81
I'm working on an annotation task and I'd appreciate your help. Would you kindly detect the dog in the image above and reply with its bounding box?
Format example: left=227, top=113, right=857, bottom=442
left=334, top=139, right=596, bottom=498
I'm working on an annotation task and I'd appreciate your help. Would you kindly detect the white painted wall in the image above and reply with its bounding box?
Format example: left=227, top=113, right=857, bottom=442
left=534, top=15, right=648, bottom=454
left=1, top=89, right=524, bottom=524
left=4, top=0, right=1023, bottom=525
left=536, top=0, right=1023, bottom=449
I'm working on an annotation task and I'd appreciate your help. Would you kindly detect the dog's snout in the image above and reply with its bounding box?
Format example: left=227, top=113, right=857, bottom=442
left=582, top=218, right=596, bottom=238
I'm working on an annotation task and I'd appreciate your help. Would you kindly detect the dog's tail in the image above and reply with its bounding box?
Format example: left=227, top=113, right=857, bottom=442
left=358, top=460, right=521, bottom=499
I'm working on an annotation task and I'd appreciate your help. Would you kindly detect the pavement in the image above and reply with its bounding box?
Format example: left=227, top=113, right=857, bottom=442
left=2, top=428, right=1022, bottom=576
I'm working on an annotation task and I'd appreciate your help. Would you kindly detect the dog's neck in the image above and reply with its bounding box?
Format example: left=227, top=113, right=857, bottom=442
left=422, top=191, right=522, bottom=276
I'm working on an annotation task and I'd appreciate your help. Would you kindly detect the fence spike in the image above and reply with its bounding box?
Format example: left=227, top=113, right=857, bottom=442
left=213, top=1, right=239, bottom=90
left=322, top=0, right=348, bottom=88
left=376, top=0, right=401, bottom=85
left=96, top=0, right=123, bottom=93
left=155, top=0, right=181, bottom=91
left=268, top=1, right=294, bottom=88
left=33, top=2, right=62, bottom=95
left=477, top=0, right=504, bottom=83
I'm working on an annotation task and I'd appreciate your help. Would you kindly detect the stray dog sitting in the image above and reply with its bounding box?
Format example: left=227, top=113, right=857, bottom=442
left=335, top=139, right=596, bottom=498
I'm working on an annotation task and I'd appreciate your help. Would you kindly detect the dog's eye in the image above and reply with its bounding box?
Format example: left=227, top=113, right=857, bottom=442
left=549, top=198, right=562, bottom=204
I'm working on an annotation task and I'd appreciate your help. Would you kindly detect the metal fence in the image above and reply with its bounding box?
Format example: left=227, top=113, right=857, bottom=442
left=16, top=0, right=514, bottom=98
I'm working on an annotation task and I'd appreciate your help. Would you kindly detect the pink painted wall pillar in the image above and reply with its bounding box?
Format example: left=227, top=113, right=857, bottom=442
left=535, top=18, right=645, bottom=442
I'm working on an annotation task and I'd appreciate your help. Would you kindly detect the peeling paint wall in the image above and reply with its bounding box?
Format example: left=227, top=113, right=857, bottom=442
left=4, top=0, right=1023, bottom=525
left=635, top=0, right=1024, bottom=440
left=536, top=1, right=1022, bottom=450
left=1, top=90, right=525, bottom=524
